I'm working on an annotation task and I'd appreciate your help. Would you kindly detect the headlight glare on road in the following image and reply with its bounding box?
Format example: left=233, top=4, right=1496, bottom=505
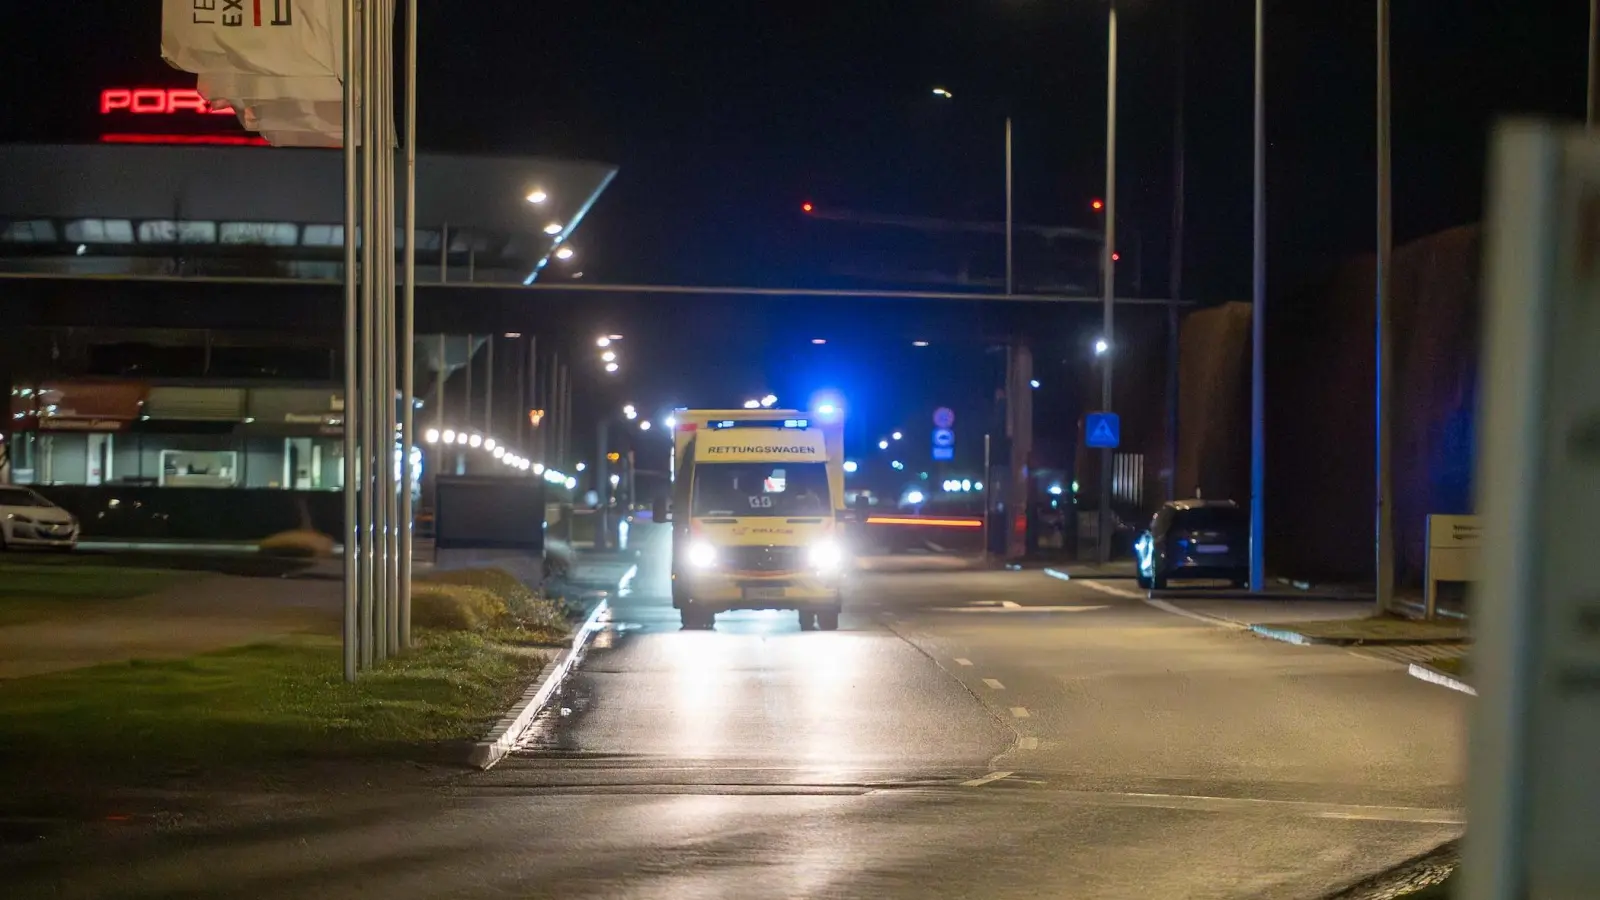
left=688, top=541, right=717, bottom=569
left=808, top=540, right=843, bottom=570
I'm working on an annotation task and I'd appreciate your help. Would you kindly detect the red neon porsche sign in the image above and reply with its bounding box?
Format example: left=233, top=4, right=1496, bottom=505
left=100, top=88, right=235, bottom=116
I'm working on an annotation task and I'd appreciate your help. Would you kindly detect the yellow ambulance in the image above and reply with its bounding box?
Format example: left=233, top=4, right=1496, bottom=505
left=670, top=408, right=847, bottom=630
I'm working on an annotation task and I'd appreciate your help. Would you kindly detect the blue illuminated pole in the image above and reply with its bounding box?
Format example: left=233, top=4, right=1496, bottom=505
left=1248, top=0, right=1267, bottom=592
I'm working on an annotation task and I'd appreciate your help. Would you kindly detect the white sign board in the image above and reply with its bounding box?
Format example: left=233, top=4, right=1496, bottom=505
left=1464, top=123, right=1600, bottom=900
left=1425, top=513, right=1480, bottom=618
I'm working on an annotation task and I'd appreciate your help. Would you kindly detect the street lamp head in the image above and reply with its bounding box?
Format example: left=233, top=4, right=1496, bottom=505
left=1094, top=338, right=1110, bottom=356
left=602, top=350, right=616, bottom=362
left=743, top=399, right=761, bottom=409
left=912, top=340, right=930, bottom=347
left=526, top=189, right=548, bottom=204
left=554, top=246, right=575, bottom=260
left=760, top=394, right=778, bottom=408
left=543, top=222, right=564, bottom=235
left=1091, top=198, right=1105, bottom=211
left=640, top=420, right=652, bottom=431
left=931, top=87, right=953, bottom=99
left=424, top=428, right=440, bottom=444
left=664, top=415, right=677, bottom=429
left=576, top=461, right=587, bottom=472
left=878, top=439, right=890, bottom=450
left=1029, top=379, right=1041, bottom=389
left=596, top=337, right=611, bottom=348
left=605, top=362, right=620, bottom=373
left=892, top=431, right=903, bottom=441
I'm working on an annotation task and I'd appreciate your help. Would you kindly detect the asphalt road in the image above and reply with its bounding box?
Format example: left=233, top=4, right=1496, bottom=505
left=3, top=529, right=1467, bottom=899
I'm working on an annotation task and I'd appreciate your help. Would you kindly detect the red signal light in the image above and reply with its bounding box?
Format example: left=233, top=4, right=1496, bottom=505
left=801, top=201, right=814, bottom=213
left=1111, top=252, right=1121, bottom=261
left=1090, top=199, right=1104, bottom=211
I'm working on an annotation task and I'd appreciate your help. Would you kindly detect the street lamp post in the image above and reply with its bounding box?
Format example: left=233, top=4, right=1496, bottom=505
left=1097, top=1, right=1118, bottom=565
left=1004, top=115, right=1017, bottom=294
left=1375, top=0, right=1394, bottom=611
left=930, top=87, right=1014, bottom=295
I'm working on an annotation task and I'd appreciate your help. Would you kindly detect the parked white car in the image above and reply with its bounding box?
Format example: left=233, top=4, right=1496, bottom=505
left=0, top=486, right=79, bottom=550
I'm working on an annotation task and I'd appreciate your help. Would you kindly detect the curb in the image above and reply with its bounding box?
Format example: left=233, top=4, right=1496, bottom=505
left=1407, top=662, right=1477, bottom=697
left=468, top=592, right=616, bottom=770
left=1318, top=838, right=1459, bottom=899
left=1249, top=624, right=1321, bottom=645
left=1247, top=624, right=1472, bottom=648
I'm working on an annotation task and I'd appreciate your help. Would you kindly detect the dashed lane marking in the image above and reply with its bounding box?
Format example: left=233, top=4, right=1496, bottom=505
left=961, top=771, right=1015, bottom=787
left=1010, top=707, right=1031, bottom=718
left=954, top=658, right=973, bottom=666
left=982, top=678, right=1005, bottom=690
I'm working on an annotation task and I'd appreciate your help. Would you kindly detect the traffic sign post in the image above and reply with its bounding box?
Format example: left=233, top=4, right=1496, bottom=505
left=932, top=408, right=956, bottom=461
left=1464, top=122, right=1600, bottom=900
left=1085, top=412, right=1121, bottom=449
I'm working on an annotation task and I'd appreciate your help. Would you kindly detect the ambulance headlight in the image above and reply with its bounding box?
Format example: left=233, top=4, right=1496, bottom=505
left=808, top=540, right=844, bottom=571
left=688, top=541, right=717, bottom=569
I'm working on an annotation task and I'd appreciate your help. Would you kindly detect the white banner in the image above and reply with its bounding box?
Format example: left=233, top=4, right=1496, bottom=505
left=260, top=129, right=343, bottom=148
left=162, top=0, right=343, bottom=80
left=197, top=72, right=345, bottom=105
left=241, top=98, right=343, bottom=136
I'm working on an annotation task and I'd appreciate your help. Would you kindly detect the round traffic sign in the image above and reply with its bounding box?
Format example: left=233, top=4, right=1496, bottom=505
left=932, top=428, right=955, bottom=447
left=933, top=407, right=955, bottom=429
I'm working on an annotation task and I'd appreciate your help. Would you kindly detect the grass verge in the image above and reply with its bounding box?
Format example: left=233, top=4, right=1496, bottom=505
left=0, top=630, right=550, bottom=791
left=0, top=562, right=193, bottom=626
left=0, top=563, right=581, bottom=799
left=1253, top=615, right=1469, bottom=644
left=1424, top=657, right=1466, bottom=678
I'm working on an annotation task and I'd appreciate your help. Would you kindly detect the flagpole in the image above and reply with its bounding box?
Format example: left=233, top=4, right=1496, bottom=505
left=377, top=0, right=396, bottom=650
left=341, top=0, right=361, bottom=683
left=399, top=0, right=418, bottom=649
left=359, top=0, right=377, bottom=669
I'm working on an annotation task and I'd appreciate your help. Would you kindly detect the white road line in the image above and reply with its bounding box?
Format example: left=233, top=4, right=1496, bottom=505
left=1043, top=567, right=1073, bottom=582
left=961, top=770, right=1015, bottom=787
left=982, top=678, right=1005, bottom=690
left=1010, top=707, right=1031, bottom=718
left=1144, top=597, right=1249, bottom=630
left=1039, top=789, right=1465, bottom=824
left=954, top=657, right=973, bottom=666
left=1077, top=579, right=1144, bottom=600
left=1018, top=737, right=1040, bottom=750
left=1001, top=600, right=1021, bottom=608
left=928, top=605, right=1110, bottom=613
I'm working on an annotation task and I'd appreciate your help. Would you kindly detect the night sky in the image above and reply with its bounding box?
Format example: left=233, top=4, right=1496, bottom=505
left=1, top=1, right=1592, bottom=459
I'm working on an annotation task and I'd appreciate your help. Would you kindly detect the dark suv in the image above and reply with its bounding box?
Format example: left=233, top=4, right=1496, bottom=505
left=1135, top=500, right=1249, bottom=590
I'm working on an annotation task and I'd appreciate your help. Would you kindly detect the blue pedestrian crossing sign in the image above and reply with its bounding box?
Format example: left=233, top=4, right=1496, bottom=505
left=1085, top=412, right=1121, bottom=449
